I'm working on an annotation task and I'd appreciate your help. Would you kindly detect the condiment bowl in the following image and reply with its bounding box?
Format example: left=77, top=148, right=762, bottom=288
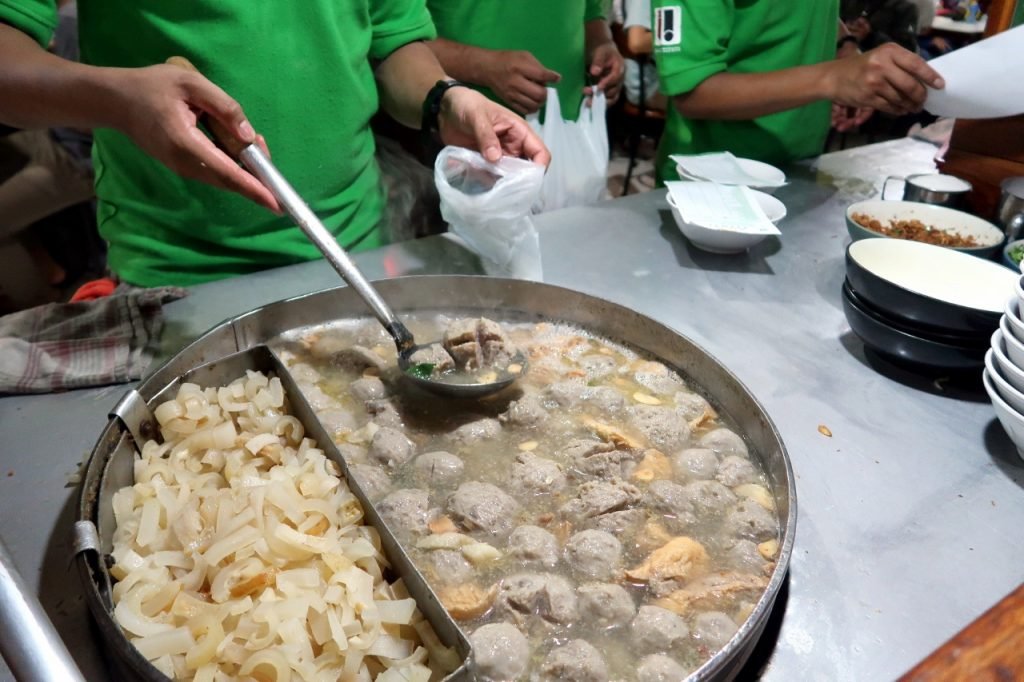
left=1002, top=238, right=1024, bottom=271
left=1004, top=297, right=1024, bottom=345
left=845, top=239, right=1015, bottom=336
left=983, top=369, right=1024, bottom=461
left=985, top=349, right=1024, bottom=415
left=846, top=199, right=1004, bottom=258
left=990, top=329, right=1024, bottom=394
left=667, top=190, right=783, bottom=254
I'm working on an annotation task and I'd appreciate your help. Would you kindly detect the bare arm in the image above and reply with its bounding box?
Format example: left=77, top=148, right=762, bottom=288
left=584, top=19, right=625, bottom=103
left=427, top=37, right=559, bottom=115
left=626, top=26, right=653, bottom=56
left=376, top=41, right=550, bottom=165
left=0, top=23, right=278, bottom=209
left=674, top=43, right=945, bottom=120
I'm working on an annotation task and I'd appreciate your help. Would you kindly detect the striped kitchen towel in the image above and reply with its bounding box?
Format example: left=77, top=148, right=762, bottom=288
left=0, top=286, right=186, bottom=394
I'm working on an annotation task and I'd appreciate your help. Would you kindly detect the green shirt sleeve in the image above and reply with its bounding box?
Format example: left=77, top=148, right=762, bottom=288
left=369, top=0, right=437, bottom=61
left=584, top=0, right=605, bottom=21
left=0, top=0, right=57, bottom=47
left=652, top=0, right=734, bottom=96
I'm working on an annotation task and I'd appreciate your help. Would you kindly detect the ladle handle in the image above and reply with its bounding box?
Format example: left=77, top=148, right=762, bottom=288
left=0, top=536, right=85, bottom=682
left=165, top=57, right=415, bottom=354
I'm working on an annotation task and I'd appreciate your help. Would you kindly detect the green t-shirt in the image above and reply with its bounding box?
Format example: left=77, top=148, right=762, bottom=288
left=651, top=0, right=837, bottom=182
left=0, top=0, right=435, bottom=287
left=426, top=0, right=604, bottom=121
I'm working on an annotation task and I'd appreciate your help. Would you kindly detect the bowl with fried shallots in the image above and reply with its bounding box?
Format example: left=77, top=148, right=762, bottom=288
left=845, top=200, right=1004, bottom=259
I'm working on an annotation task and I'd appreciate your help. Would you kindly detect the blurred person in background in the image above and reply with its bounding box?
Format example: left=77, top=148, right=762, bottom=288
left=651, top=0, right=944, bottom=182
left=427, top=1, right=626, bottom=120
left=841, top=0, right=921, bottom=52
left=620, top=0, right=667, bottom=111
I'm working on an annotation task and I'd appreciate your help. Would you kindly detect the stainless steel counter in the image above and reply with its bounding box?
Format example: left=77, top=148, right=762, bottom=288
left=2, top=138, right=1021, bottom=681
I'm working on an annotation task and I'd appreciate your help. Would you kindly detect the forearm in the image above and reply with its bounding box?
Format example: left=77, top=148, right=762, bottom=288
left=0, top=24, right=123, bottom=130
left=673, top=63, right=833, bottom=120
left=376, top=41, right=448, bottom=129
left=427, top=38, right=494, bottom=88
left=584, top=18, right=613, bottom=58
left=626, top=26, right=653, bottom=56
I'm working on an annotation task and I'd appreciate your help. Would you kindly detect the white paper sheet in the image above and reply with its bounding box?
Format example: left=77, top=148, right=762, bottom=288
left=670, top=152, right=785, bottom=187
left=666, top=181, right=781, bottom=235
left=925, top=25, right=1024, bottom=119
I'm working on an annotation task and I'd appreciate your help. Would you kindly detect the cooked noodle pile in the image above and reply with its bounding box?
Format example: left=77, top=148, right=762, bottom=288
left=110, top=371, right=454, bottom=681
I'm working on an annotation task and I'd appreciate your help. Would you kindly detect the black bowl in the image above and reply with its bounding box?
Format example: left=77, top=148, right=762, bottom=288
left=841, top=281, right=987, bottom=371
left=845, top=241, right=1005, bottom=336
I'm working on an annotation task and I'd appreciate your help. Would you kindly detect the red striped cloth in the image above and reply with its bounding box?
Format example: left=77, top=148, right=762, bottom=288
left=0, top=286, right=187, bottom=394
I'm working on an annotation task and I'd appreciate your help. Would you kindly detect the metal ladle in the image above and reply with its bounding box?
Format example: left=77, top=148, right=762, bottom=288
left=167, top=58, right=526, bottom=399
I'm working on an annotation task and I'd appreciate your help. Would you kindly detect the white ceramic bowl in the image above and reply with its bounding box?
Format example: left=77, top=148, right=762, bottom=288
left=845, top=200, right=1005, bottom=258
left=1004, top=297, right=1024, bottom=345
left=990, top=329, right=1024, bottom=394
left=675, top=158, right=786, bottom=193
left=983, top=369, right=1024, bottom=461
left=666, top=191, right=783, bottom=254
left=1014, top=276, right=1024, bottom=319
left=1000, top=315, right=1024, bottom=369
left=985, top=349, right=1024, bottom=414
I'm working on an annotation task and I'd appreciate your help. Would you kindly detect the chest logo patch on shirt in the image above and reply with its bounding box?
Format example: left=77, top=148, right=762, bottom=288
left=654, top=6, right=681, bottom=47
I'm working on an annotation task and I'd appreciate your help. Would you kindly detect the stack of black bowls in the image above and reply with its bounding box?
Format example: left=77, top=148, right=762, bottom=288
left=842, top=239, right=1016, bottom=372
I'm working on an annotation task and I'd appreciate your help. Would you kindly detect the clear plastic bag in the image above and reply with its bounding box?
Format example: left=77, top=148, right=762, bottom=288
left=434, top=146, right=546, bottom=280
left=528, top=88, right=609, bottom=211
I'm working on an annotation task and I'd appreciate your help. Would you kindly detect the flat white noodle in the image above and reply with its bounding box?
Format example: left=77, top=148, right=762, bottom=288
left=110, top=371, right=454, bottom=681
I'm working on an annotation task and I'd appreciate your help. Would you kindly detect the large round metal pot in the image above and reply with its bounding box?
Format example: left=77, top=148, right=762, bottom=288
left=76, top=275, right=796, bottom=681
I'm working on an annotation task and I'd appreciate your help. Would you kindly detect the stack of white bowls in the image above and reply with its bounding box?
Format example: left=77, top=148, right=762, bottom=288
left=983, top=275, right=1024, bottom=458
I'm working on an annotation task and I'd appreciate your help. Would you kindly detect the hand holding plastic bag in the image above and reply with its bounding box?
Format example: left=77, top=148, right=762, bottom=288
left=434, top=146, right=546, bottom=280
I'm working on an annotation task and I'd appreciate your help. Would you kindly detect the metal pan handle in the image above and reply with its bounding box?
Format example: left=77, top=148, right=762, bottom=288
left=0, top=535, right=85, bottom=682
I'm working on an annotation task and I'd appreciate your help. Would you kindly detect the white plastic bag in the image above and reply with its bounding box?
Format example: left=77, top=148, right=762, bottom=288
left=434, top=146, right=546, bottom=280
left=528, top=87, right=609, bottom=211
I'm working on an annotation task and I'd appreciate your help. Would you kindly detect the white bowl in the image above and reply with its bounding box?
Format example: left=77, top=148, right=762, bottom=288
left=1014, top=276, right=1024, bottom=318
left=666, top=191, right=783, bottom=254
left=845, top=200, right=1005, bottom=258
left=675, top=158, right=786, bottom=193
left=1004, top=297, right=1024, bottom=345
left=990, top=329, right=1024, bottom=394
left=1000, top=316, right=1024, bottom=369
left=985, top=349, right=1024, bottom=414
left=983, top=369, right=1024, bottom=461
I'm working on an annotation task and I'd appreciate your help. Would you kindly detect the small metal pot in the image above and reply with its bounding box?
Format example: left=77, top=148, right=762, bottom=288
left=882, top=173, right=972, bottom=208
left=998, top=177, right=1024, bottom=242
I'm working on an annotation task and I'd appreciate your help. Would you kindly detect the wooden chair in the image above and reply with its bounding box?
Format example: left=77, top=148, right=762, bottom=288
left=610, top=22, right=666, bottom=195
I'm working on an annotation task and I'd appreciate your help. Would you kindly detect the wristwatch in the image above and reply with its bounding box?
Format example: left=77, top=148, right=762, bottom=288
left=421, top=78, right=466, bottom=149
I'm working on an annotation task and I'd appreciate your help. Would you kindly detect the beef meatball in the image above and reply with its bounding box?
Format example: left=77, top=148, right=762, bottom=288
left=692, top=611, right=739, bottom=650
left=717, top=455, right=758, bottom=487
left=699, top=428, right=748, bottom=458
left=725, top=539, right=769, bottom=573
left=495, top=573, right=578, bottom=626
left=470, top=623, right=530, bottom=681
left=672, top=448, right=719, bottom=481
left=332, top=345, right=387, bottom=373
left=450, top=418, right=502, bottom=447
left=448, top=481, right=521, bottom=541
left=627, top=405, right=690, bottom=450
left=637, top=654, right=689, bottom=682
left=585, top=508, right=647, bottom=537
left=576, top=583, right=636, bottom=628
left=646, top=479, right=697, bottom=528
left=565, top=530, right=622, bottom=581
left=348, top=463, right=392, bottom=501
left=350, top=375, right=387, bottom=402
left=368, top=426, right=415, bottom=469
left=412, top=451, right=464, bottom=486
left=684, top=480, right=737, bottom=516
left=565, top=439, right=636, bottom=482
left=537, top=639, right=608, bottom=682
left=376, top=488, right=429, bottom=537
left=365, top=398, right=403, bottom=429
left=500, top=393, right=549, bottom=427
left=583, top=386, right=626, bottom=415
left=631, top=605, right=690, bottom=655
left=407, top=342, right=455, bottom=374
left=725, top=500, right=777, bottom=541
left=674, top=392, right=712, bottom=422
left=560, top=480, right=642, bottom=522
left=510, top=452, right=567, bottom=497
left=634, top=361, right=685, bottom=395
left=578, top=354, right=617, bottom=381
left=546, top=379, right=588, bottom=409
left=426, top=549, right=474, bottom=585
left=507, top=525, right=560, bottom=568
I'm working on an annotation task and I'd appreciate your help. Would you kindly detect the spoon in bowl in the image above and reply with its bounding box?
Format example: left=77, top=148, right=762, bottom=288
left=167, top=57, right=526, bottom=399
